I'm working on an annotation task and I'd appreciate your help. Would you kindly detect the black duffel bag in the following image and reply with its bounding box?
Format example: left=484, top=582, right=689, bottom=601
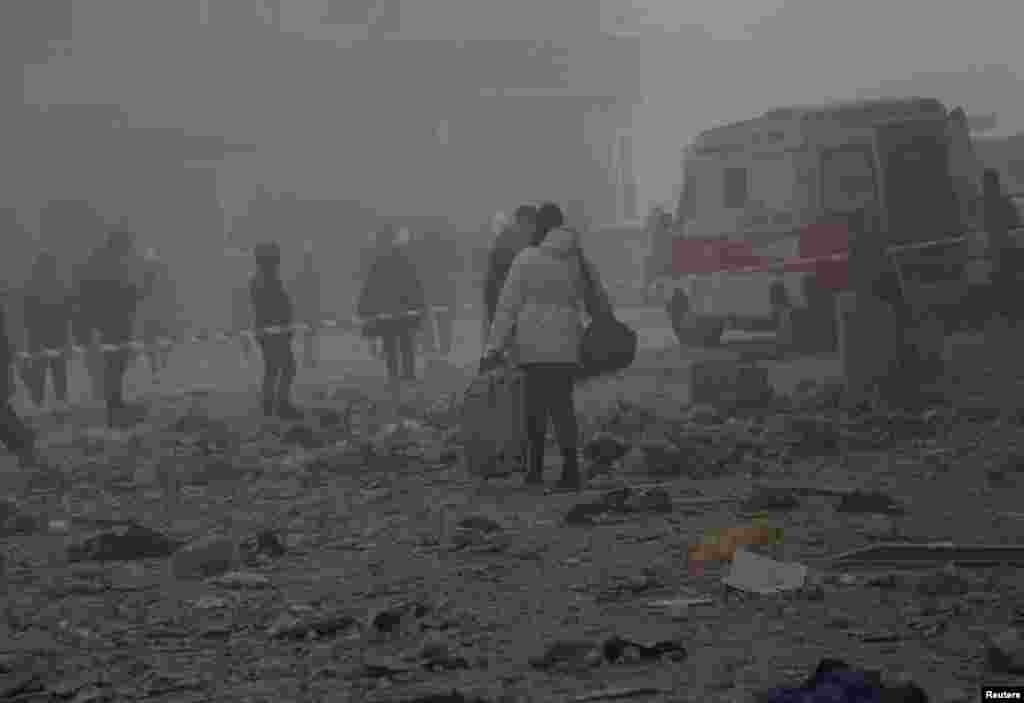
left=575, top=249, right=637, bottom=382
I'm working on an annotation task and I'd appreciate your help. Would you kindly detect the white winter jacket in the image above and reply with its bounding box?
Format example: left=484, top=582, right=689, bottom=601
left=485, top=228, right=610, bottom=365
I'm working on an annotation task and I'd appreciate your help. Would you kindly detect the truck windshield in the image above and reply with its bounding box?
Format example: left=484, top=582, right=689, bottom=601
left=876, top=120, right=960, bottom=244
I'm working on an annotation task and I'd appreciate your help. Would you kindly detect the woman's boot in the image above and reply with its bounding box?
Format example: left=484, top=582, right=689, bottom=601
left=556, top=448, right=582, bottom=491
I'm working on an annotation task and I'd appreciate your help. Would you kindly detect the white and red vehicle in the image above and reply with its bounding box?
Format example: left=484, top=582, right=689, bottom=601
left=649, top=96, right=983, bottom=346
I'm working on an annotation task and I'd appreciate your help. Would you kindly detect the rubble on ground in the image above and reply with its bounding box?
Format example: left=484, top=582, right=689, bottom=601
left=3, top=362, right=1023, bottom=701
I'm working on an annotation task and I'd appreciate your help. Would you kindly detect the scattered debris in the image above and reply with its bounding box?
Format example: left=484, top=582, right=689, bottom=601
left=565, top=486, right=672, bottom=525
left=988, top=627, right=1024, bottom=675
left=723, top=548, right=808, bottom=595
left=268, top=612, right=359, bottom=641
left=836, top=490, right=907, bottom=515
left=368, top=601, right=433, bottom=636
left=169, top=534, right=239, bottom=580
left=240, top=529, right=287, bottom=563
left=739, top=487, right=801, bottom=513
left=7, top=345, right=1022, bottom=700
left=830, top=542, right=1024, bottom=569
left=688, top=522, right=784, bottom=568
left=209, top=571, right=272, bottom=590
left=67, top=523, right=182, bottom=563
left=529, top=635, right=686, bottom=671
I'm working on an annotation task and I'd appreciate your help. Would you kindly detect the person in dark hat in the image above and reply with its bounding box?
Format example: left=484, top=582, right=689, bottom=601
left=250, top=241, right=301, bottom=419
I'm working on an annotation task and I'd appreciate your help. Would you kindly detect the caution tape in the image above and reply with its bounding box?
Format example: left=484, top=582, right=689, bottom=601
left=14, top=231, right=996, bottom=363
left=14, top=303, right=480, bottom=363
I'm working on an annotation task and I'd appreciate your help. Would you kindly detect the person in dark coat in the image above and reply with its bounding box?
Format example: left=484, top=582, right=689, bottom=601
left=292, top=243, right=321, bottom=369
left=136, top=249, right=176, bottom=383
left=75, top=231, right=152, bottom=427
left=357, top=228, right=426, bottom=381
left=983, top=168, right=1023, bottom=322
left=22, top=252, right=72, bottom=412
left=250, top=242, right=301, bottom=419
left=0, top=289, right=39, bottom=467
left=357, top=231, right=390, bottom=360
left=667, top=285, right=692, bottom=346
left=848, top=211, right=942, bottom=409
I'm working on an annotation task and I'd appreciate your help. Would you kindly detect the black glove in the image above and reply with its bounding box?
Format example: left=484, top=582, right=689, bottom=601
left=478, top=349, right=504, bottom=375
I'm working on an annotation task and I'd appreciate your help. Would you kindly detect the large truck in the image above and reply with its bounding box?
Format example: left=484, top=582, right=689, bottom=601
left=649, top=96, right=987, bottom=347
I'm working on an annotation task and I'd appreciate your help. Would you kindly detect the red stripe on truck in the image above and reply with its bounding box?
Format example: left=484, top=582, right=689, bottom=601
left=795, top=221, right=849, bottom=289
left=669, top=221, right=852, bottom=289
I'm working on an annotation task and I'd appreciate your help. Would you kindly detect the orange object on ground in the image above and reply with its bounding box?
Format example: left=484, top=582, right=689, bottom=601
left=687, top=523, right=784, bottom=568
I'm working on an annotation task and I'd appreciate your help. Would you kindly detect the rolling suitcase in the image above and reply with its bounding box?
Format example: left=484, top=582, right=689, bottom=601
left=459, top=366, right=526, bottom=479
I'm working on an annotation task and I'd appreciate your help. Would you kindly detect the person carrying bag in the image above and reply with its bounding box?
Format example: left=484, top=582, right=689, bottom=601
left=479, top=202, right=630, bottom=490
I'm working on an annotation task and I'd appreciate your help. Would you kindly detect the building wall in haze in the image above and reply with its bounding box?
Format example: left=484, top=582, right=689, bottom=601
left=268, top=0, right=643, bottom=229
left=24, top=1, right=643, bottom=258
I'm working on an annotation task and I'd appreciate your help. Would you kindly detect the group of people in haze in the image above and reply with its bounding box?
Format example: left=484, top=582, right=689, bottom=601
left=0, top=230, right=178, bottom=467
left=354, top=200, right=611, bottom=491
left=0, top=201, right=610, bottom=493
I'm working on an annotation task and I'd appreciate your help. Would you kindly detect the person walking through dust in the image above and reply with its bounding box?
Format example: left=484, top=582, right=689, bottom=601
left=250, top=242, right=301, bottom=420
left=357, top=227, right=426, bottom=382
left=481, top=202, right=612, bottom=491
left=22, top=251, right=72, bottom=413
left=292, top=242, right=322, bottom=370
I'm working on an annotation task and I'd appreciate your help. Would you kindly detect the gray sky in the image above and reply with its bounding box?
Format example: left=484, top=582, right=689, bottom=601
left=23, top=0, right=1024, bottom=213
left=625, top=0, right=1024, bottom=204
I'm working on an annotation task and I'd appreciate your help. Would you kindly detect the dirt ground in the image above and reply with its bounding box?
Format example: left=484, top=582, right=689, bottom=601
left=0, top=314, right=1019, bottom=702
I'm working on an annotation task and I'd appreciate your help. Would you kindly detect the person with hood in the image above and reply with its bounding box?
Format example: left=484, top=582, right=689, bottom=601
left=482, top=205, right=539, bottom=343
left=75, top=231, right=152, bottom=427
left=21, top=251, right=72, bottom=412
left=136, top=248, right=176, bottom=383
left=292, top=242, right=321, bottom=369
left=481, top=202, right=611, bottom=491
left=357, top=227, right=425, bottom=381
left=250, top=242, right=301, bottom=419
